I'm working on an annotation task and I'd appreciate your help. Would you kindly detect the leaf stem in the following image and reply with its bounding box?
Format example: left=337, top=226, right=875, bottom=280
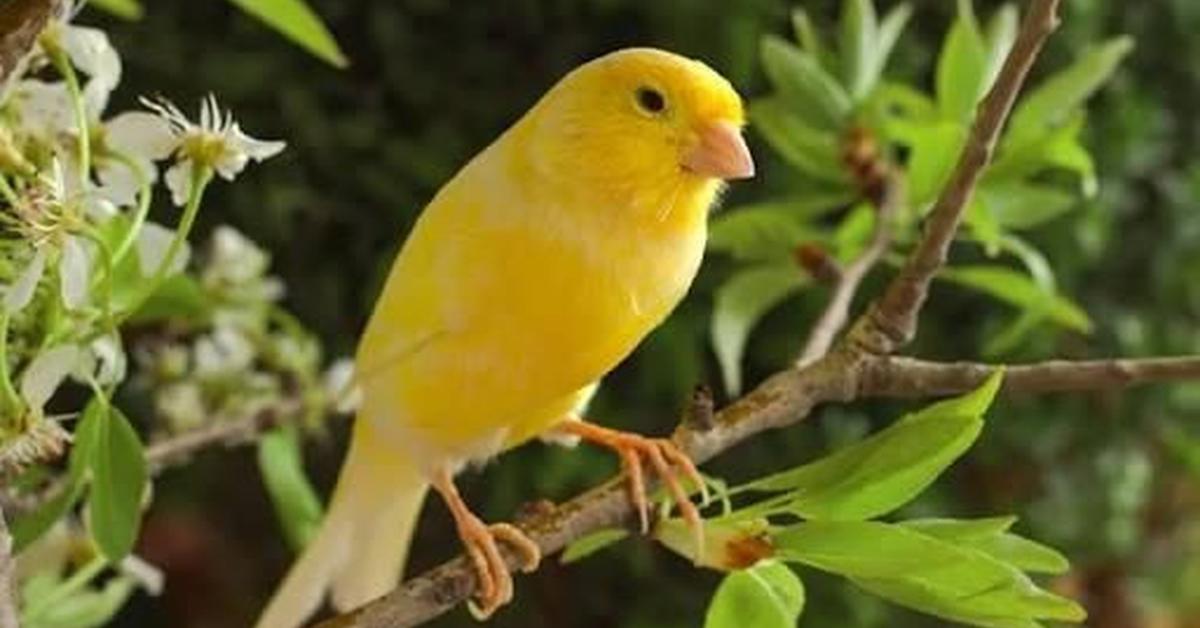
left=47, top=46, right=91, bottom=192
left=108, top=152, right=152, bottom=266
left=0, top=313, right=22, bottom=423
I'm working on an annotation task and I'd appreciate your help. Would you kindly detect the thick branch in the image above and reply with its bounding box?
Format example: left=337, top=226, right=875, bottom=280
left=859, top=355, right=1200, bottom=398
left=851, top=0, right=1062, bottom=355
left=0, top=0, right=61, bottom=84
left=797, top=174, right=902, bottom=366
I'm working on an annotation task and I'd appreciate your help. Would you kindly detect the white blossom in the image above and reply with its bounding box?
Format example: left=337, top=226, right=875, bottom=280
left=322, top=358, right=361, bottom=414
left=4, top=248, right=46, bottom=314
left=140, top=95, right=285, bottom=205
left=19, top=344, right=83, bottom=415
left=193, top=326, right=255, bottom=375
left=135, top=221, right=189, bottom=277
left=59, top=234, right=90, bottom=309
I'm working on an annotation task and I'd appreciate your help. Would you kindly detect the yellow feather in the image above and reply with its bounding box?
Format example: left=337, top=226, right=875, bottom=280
left=257, top=47, right=746, bottom=627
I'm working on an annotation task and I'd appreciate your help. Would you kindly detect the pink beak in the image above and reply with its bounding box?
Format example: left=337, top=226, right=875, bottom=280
left=682, top=121, right=755, bottom=180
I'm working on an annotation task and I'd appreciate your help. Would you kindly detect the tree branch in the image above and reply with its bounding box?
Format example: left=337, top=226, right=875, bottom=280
left=0, top=0, right=61, bottom=84
left=858, top=355, right=1200, bottom=398
left=315, top=2, right=1067, bottom=625
left=797, top=174, right=902, bottom=367
left=850, top=0, right=1062, bottom=355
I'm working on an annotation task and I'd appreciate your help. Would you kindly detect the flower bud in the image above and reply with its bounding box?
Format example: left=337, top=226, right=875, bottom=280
left=656, top=517, right=775, bottom=571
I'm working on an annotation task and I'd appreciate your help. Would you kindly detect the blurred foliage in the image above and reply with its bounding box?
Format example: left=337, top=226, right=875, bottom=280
left=40, top=0, right=1199, bottom=626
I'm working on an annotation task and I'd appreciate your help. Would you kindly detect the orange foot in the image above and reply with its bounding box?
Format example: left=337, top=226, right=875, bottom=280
left=432, top=469, right=540, bottom=619
left=557, top=421, right=707, bottom=548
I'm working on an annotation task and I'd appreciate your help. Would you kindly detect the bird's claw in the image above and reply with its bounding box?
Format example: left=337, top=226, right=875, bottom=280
left=459, top=517, right=541, bottom=620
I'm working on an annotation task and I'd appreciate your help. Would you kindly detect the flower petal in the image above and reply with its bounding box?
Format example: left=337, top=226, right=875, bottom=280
left=62, top=26, right=121, bottom=89
left=164, top=159, right=193, bottom=207
left=322, top=358, right=360, bottom=414
left=89, top=333, right=128, bottom=386
left=60, top=235, right=91, bottom=310
left=136, top=222, right=189, bottom=277
left=20, top=345, right=82, bottom=411
left=105, top=111, right=178, bottom=161
left=230, top=123, right=286, bottom=161
left=14, top=80, right=74, bottom=137
left=5, top=248, right=47, bottom=314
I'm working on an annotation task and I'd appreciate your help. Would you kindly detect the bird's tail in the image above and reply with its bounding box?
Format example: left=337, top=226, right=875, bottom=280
left=256, top=420, right=428, bottom=628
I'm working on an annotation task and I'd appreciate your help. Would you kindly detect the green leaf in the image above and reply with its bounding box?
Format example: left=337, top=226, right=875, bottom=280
left=966, top=198, right=1003, bottom=256
left=839, top=0, right=877, bottom=102
left=12, top=399, right=106, bottom=551
left=87, top=0, right=143, bottom=19
left=1009, top=37, right=1133, bottom=144
left=832, top=202, right=876, bottom=262
left=903, top=518, right=1070, bottom=574
left=749, top=98, right=848, bottom=183
left=982, top=5, right=1019, bottom=88
left=992, top=114, right=1098, bottom=196
left=87, top=405, right=148, bottom=561
left=128, top=275, right=211, bottom=325
left=24, top=576, right=136, bottom=628
left=561, top=528, right=629, bottom=564
left=867, top=4, right=913, bottom=94
left=977, top=182, right=1077, bottom=231
left=712, top=265, right=808, bottom=395
left=939, top=265, right=1092, bottom=332
left=226, top=0, right=348, bottom=67
left=936, top=0, right=988, bottom=121
left=709, top=195, right=852, bottom=261
left=760, top=36, right=852, bottom=131
left=903, top=119, right=967, bottom=208
left=258, top=426, right=324, bottom=551
left=705, top=560, right=805, bottom=628
left=776, top=521, right=1085, bottom=626
left=739, top=372, right=1003, bottom=521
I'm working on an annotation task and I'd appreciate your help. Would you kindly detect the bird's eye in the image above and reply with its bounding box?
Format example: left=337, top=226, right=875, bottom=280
left=634, top=86, right=667, bottom=115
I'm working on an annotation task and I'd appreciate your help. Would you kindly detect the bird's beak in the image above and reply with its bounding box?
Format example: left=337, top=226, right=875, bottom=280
left=682, top=121, right=755, bottom=180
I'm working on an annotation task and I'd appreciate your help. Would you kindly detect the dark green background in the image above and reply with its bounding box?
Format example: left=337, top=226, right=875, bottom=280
left=91, top=0, right=1200, bottom=626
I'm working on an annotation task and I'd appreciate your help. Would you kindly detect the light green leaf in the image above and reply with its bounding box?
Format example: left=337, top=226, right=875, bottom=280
left=88, top=405, right=148, bottom=561
left=1009, top=37, right=1132, bottom=143
left=791, top=9, right=823, bottom=59
left=982, top=5, right=1019, bottom=88
left=87, top=0, right=143, bottom=20
left=227, top=0, right=348, bottom=67
left=705, top=560, right=805, bottom=628
left=760, top=36, right=852, bottom=131
left=903, top=518, right=1070, bottom=574
left=776, top=521, right=1085, bottom=626
left=712, top=265, right=808, bottom=396
left=561, top=529, right=630, bottom=564
left=709, top=195, right=851, bottom=261
left=977, top=182, right=1077, bottom=231
left=966, top=198, right=1003, bottom=256
left=904, top=119, right=967, bottom=208
left=749, top=98, right=848, bottom=183
left=939, top=265, right=1092, bottom=332
left=24, top=576, right=136, bottom=628
left=738, top=372, right=1003, bottom=521
left=128, top=275, right=212, bottom=325
left=832, top=203, right=876, bottom=262
left=867, top=4, right=913, bottom=93
left=936, top=0, right=988, bottom=121
left=839, top=0, right=877, bottom=102
left=992, top=113, right=1097, bottom=196
left=258, top=426, right=323, bottom=551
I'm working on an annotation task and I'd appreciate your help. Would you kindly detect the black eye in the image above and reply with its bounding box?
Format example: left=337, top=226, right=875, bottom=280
left=634, top=86, right=666, bottom=114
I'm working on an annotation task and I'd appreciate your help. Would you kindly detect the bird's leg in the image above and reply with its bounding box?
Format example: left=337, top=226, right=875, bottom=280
left=430, top=468, right=540, bottom=619
left=553, top=420, right=707, bottom=549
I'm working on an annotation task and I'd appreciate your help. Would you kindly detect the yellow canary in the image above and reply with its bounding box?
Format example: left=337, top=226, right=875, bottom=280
left=257, top=47, right=752, bottom=627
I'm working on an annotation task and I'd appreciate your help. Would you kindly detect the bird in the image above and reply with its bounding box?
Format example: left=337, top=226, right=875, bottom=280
left=256, top=47, right=753, bottom=628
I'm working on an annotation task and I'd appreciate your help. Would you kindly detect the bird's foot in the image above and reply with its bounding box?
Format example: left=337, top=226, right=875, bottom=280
left=432, top=471, right=540, bottom=619
left=557, top=422, right=707, bottom=550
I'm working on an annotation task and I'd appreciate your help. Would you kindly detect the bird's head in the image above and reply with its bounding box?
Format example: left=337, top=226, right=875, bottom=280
left=518, top=48, right=753, bottom=217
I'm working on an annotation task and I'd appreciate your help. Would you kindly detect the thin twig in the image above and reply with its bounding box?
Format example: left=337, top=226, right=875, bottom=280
left=144, top=397, right=304, bottom=473
left=858, top=355, right=1200, bottom=398
left=315, top=2, right=1067, bottom=625
left=0, top=508, right=18, bottom=628
left=850, top=0, right=1062, bottom=355
left=797, top=174, right=902, bottom=367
